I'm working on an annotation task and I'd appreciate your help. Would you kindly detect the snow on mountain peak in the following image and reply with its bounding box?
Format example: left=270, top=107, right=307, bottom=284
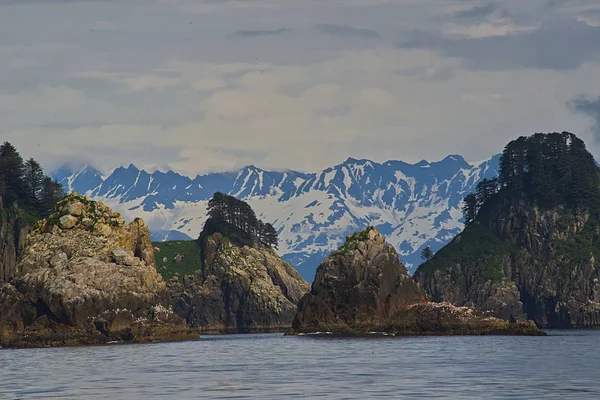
left=51, top=154, right=500, bottom=280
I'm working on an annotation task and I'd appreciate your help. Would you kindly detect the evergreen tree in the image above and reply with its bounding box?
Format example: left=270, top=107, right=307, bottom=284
left=497, top=132, right=600, bottom=210
left=420, top=246, right=434, bottom=261
left=263, top=223, right=278, bottom=249
left=0, top=142, right=26, bottom=206
left=23, top=158, right=44, bottom=210
left=202, top=192, right=279, bottom=249
left=462, top=193, right=478, bottom=225
left=475, top=178, right=499, bottom=206
left=39, top=176, right=65, bottom=218
left=0, top=142, right=64, bottom=222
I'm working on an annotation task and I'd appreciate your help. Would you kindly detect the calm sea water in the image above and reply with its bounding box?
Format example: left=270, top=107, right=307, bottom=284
left=1, top=330, right=600, bottom=399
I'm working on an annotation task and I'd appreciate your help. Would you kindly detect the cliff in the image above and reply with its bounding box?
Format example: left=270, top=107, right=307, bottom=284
left=415, top=195, right=600, bottom=328
left=290, top=227, right=542, bottom=336
left=0, top=193, right=195, bottom=348
left=168, top=233, right=310, bottom=333
left=0, top=198, right=31, bottom=285
left=415, top=132, right=600, bottom=328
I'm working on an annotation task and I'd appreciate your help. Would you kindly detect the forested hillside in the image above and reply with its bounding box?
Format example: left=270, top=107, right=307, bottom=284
left=416, top=132, right=600, bottom=328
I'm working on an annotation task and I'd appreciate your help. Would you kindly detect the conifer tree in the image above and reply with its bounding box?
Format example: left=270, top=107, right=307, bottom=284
left=203, top=192, right=279, bottom=249
left=23, top=158, right=44, bottom=209
left=462, top=193, right=478, bottom=225
left=420, top=246, right=434, bottom=261
left=39, top=176, right=65, bottom=218
left=0, top=142, right=26, bottom=206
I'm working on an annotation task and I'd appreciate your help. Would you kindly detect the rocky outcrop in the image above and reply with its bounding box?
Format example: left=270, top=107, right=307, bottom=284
left=0, top=193, right=196, bottom=348
left=0, top=198, right=31, bottom=285
left=168, top=233, right=310, bottom=333
left=290, top=227, right=543, bottom=336
left=415, top=196, right=600, bottom=328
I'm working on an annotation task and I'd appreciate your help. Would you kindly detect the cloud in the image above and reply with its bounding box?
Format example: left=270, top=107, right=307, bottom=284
left=396, top=65, right=456, bottom=82
left=577, top=10, right=600, bottom=27
left=569, top=96, right=600, bottom=139
left=233, top=28, right=290, bottom=38
left=3, top=0, right=600, bottom=176
left=315, top=23, right=380, bottom=39
left=0, top=0, right=109, bottom=5
left=399, top=18, right=600, bottom=70
left=452, top=4, right=499, bottom=20
left=121, top=75, right=181, bottom=93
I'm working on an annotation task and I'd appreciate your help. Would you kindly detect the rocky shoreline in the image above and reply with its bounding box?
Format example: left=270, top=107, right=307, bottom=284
left=415, top=197, right=600, bottom=329
left=0, top=197, right=547, bottom=349
left=289, top=227, right=545, bottom=337
left=0, top=194, right=197, bottom=348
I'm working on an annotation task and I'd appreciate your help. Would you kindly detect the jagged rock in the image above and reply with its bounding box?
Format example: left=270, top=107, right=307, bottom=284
left=289, top=227, right=544, bottom=336
left=112, top=249, right=135, bottom=266
left=59, top=215, right=77, bottom=229
left=49, top=252, right=68, bottom=268
left=67, top=201, right=85, bottom=216
left=0, top=198, right=30, bottom=285
left=0, top=193, right=196, bottom=348
left=169, top=233, right=310, bottom=333
left=95, top=223, right=112, bottom=236
left=415, top=196, right=600, bottom=328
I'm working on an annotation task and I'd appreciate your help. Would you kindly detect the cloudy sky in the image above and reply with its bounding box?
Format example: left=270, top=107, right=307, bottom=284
left=2, top=0, right=600, bottom=175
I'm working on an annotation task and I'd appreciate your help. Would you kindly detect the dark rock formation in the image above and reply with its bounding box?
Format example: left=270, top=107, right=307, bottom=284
left=416, top=196, right=600, bottom=328
left=290, top=227, right=543, bottom=336
left=0, top=193, right=196, bottom=348
left=0, top=199, right=30, bottom=285
left=168, top=233, right=310, bottom=333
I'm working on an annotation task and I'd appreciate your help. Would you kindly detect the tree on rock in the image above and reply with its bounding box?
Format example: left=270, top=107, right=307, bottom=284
left=0, top=142, right=26, bottom=206
left=201, top=192, right=279, bottom=249
left=24, top=158, right=45, bottom=210
left=0, top=141, right=64, bottom=221
left=39, top=177, right=65, bottom=218
left=420, top=246, right=434, bottom=262
left=462, top=193, right=478, bottom=225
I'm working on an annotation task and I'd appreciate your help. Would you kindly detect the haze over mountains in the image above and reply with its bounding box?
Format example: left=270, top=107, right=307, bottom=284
left=52, top=154, right=500, bottom=280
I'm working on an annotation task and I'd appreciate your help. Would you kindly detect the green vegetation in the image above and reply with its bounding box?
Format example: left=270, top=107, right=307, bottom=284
left=462, top=132, right=600, bottom=225
left=434, top=131, right=600, bottom=281
left=553, top=215, right=600, bottom=278
left=417, top=223, right=517, bottom=283
left=420, top=246, right=434, bottom=262
left=499, top=132, right=600, bottom=209
left=0, top=141, right=64, bottom=224
left=152, top=240, right=203, bottom=280
left=199, top=192, right=278, bottom=249
left=331, top=226, right=375, bottom=256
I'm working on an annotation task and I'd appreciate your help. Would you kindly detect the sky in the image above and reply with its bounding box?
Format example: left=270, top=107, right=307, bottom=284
left=2, top=0, right=600, bottom=176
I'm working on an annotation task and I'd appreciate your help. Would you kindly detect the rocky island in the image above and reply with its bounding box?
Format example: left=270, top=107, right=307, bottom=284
left=415, top=132, right=600, bottom=328
left=289, top=227, right=543, bottom=336
left=0, top=193, right=196, bottom=348
left=168, top=192, right=310, bottom=333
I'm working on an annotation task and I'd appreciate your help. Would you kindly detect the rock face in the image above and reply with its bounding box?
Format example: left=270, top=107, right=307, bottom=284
left=0, top=198, right=30, bottom=285
left=290, top=227, right=543, bottom=336
left=0, top=193, right=195, bottom=348
left=415, top=197, right=600, bottom=328
left=169, top=233, right=310, bottom=333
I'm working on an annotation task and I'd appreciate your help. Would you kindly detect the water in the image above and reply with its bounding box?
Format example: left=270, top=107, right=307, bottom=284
left=1, top=330, right=600, bottom=399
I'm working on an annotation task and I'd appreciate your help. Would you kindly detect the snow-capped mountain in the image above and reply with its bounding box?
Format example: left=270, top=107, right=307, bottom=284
left=52, top=154, right=500, bottom=280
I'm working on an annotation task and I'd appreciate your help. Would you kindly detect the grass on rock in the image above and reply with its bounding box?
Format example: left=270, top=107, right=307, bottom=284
left=152, top=240, right=202, bottom=280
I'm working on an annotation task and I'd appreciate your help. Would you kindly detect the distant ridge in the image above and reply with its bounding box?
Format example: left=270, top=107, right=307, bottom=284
left=52, top=154, right=501, bottom=280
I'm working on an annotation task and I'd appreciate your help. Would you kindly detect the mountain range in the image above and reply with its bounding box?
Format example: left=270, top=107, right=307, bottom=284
left=52, top=154, right=500, bottom=280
